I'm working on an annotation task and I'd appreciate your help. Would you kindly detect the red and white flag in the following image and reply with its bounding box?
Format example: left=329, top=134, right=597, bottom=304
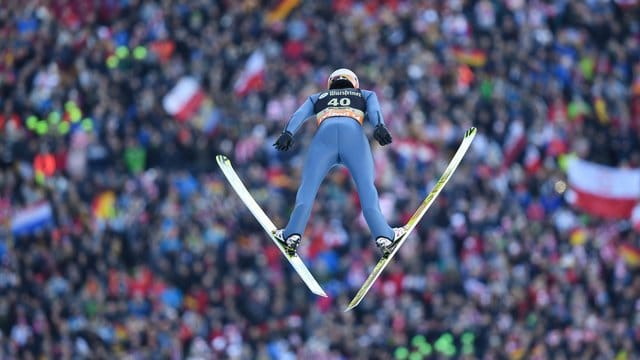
left=501, top=119, right=526, bottom=170
left=566, top=157, right=640, bottom=219
left=234, top=49, right=266, bottom=97
left=523, top=144, right=542, bottom=174
left=162, top=77, right=205, bottom=122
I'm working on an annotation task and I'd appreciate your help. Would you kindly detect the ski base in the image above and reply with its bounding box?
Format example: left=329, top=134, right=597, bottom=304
left=216, top=155, right=328, bottom=298
left=345, top=127, right=477, bottom=311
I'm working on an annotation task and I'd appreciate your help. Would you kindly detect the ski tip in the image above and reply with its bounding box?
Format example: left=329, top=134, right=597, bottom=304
left=216, top=154, right=229, bottom=163
left=316, top=289, right=329, bottom=298
left=465, top=127, right=477, bottom=138
left=344, top=303, right=357, bottom=312
left=344, top=298, right=361, bottom=312
left=216, top=154, right=231, bottom=167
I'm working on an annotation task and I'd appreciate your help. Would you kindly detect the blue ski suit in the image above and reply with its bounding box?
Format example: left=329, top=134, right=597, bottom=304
left=281, top=88, right=394, bottom=241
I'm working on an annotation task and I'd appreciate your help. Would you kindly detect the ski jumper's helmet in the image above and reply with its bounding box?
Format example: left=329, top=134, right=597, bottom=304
left=327, top=68, right=359, bottom=89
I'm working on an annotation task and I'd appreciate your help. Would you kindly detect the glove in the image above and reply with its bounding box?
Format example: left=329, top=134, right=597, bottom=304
left=373, top=124, right=392, bottom=146
left=273, top=131, right=294, bottom=151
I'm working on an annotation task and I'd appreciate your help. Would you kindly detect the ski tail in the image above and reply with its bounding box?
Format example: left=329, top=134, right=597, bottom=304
left=216, top=155, right=328, bottom=297
left=345, top=127, right=477, bottom=311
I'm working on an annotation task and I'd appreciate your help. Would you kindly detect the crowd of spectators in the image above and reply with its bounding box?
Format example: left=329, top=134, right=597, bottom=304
left=1, top=0, right=640, bottom=358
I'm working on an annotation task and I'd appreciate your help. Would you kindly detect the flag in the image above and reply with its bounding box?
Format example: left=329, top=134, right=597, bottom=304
left=92, top=191, right=116, bottom=220
left=190, top=98, right=220, bottom=135
left=524, top=144, right=542, bottom=174
left=566, top=158, right=640, bottom=219
left=594, top=97, right=609, bottom=124
left=33, top=152, right=57, bottom=177
left=149, top=40, right=175, bottom=64
left=11, top=201, right=54, bottom=236
left=234, top=49, right=266, bottom=97
left=162, top=77, right=206, bottom=122
left=452, top=47, right=487, bottom=67
left=265, top=0, right=301, bottom=24
left=569, top=228, right=587, bottom=246
left=619, top=243, right=640, bottom=267
left=501, top=120, right=526, bottom=170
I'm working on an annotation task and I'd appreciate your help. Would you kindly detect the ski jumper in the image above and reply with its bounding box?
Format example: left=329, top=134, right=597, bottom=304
left=282, top=88, right=395, bottom=241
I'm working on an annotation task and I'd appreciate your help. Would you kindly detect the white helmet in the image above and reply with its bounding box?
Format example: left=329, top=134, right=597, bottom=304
left=327, top=68, right=359, bottom=89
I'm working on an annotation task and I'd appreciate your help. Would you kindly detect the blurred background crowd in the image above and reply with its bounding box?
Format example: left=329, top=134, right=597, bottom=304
left=1, top=0, right=640, bottom=359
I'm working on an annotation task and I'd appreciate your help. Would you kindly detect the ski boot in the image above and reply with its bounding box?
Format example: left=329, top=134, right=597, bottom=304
left=376, top=227, right=407, bottom=258
left=273, top=229, right=301, bottom=256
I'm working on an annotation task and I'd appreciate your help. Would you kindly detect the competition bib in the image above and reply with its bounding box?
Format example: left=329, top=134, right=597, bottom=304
left=313, top=89, right=366, bottom=125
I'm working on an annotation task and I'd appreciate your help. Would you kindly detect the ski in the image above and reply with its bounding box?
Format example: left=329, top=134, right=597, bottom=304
left=345, top=127, right=477, bottom=311
left=216, top=155, right=328, bottom=297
